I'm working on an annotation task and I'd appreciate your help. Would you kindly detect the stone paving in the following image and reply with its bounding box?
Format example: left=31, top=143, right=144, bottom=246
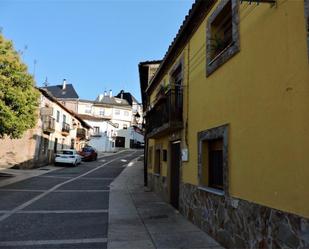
left=108, top=158, right=225, bottom=249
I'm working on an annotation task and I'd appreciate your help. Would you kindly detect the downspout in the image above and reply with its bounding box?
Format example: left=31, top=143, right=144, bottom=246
left=144, top=134, right=148, bottom=186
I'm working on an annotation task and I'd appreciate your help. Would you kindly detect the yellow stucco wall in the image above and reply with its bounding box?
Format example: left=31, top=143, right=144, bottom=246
left=183, top=0, right=309, bottom=218
left=148, top=0, right=309, bottom=218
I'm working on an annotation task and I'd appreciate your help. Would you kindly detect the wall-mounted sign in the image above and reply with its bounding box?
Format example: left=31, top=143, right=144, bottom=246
left=182, top=148, right=188, bottom=162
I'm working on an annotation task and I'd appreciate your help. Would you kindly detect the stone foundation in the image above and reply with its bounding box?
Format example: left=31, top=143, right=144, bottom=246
left=148, top=173, right=169, bottom=202
left=180, top=182, right=309, bottom=249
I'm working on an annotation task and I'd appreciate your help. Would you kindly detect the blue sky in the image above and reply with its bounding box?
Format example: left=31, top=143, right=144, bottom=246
left=0, top=0, right=194, bottom=102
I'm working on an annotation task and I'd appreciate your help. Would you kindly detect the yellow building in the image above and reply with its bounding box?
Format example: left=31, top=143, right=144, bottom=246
left=139, top=0, right=309, bottom=248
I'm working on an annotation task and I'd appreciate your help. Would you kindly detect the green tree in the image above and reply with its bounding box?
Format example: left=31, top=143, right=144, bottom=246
left=0, top=33, right=39, bottom=139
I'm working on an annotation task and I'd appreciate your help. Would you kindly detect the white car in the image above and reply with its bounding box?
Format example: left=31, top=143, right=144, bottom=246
left=54, top=149, right=82, bottom=167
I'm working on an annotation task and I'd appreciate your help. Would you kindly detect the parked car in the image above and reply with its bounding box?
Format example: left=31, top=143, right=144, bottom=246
left=79, top=146, right=98, bottom=161
left=54, top=149, right=82, bottom=166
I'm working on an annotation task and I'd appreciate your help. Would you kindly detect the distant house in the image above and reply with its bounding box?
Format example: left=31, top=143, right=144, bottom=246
left=116, top=90, right=143, bottom=128
left=42, top=79, right=79, bottom=113
left=0, top=88, right=91, bottom=169
left=44, top=79, right=144, bottom=151
left=77, top=91, right=144, bottom=151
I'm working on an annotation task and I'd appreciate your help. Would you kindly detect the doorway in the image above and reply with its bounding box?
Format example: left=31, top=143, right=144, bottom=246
left=115, top=136, right=125, bottom=147
left=170, top=141, right=181, bottom=209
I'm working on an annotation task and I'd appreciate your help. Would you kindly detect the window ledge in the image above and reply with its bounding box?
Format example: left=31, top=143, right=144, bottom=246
left=208, top=42, right=234, bottom=66
left=198, top=186, right=225, bottom=196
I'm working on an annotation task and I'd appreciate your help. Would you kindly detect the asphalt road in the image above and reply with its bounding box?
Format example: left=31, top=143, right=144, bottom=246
left=0, top=149, right=143, bottom=249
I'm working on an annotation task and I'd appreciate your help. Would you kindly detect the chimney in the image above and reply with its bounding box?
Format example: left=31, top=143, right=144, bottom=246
left=62, top=79, right=67, bottom=90
left=120, top=90, right=124, bottom=99
left=104, top=91, right=107, bottom=96
left=109, top=89, right=112, bottom=97
left=98, top=94, right=104, bottom=102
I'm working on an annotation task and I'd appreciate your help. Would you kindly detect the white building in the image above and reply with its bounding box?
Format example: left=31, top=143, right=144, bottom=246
left=43, top=80, right=144, bottom=152
left=77, top=90, right=143, bottom=152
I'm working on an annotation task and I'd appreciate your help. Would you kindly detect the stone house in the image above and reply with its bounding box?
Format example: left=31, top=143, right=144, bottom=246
left=0, top=88, right=91, bottom=169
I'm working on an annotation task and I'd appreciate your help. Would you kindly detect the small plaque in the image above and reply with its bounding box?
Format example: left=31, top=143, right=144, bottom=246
left=182, top=148, right=188, bottom=161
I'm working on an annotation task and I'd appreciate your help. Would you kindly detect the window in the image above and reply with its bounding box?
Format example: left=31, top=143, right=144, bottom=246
left=206, top=0, right=239, bottom=76
left=40, top=137, right=49, bottom=154
left=94, top=126, right=100, bottom=134
left=114, top=109, right=120, bottom=115
left=305, top=0, right=309, bottom=59
left=54, top=138, right=58, bottom=153
left=208, top=139, right=223, bottom=190
left=162, top=149, right=167, bottom=162
left=99, top=108, right=105, bottom=116
left=56, top=110, right=60, bottom=122
left=85, top=105, right=91, bottom=114
left=148, top=146, right=153, bottom=168
left=70, top=139, right=75, bottom=149
left=154, top=149, right=161, bottom=175
left=61, top=138, right=65, bottom=150
left=63, top=115, right=66, bottom=124
left=123, top=124, right=127, bottom=129
left=171, top=64, right=183, bottom=115
left=198, top=124, right=228, bottom=195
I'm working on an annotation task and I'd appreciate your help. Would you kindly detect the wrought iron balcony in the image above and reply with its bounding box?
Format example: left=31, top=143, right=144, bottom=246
left=145, top=88, right=183, bottom=138
left=42, top=116, right=55, bottom=133
left=76, top=128, right=87, bottom=140
left=61, top=122, right=70, bottom=135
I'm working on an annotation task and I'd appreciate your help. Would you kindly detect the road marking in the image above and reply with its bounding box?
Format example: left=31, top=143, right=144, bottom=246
left=36, top=175, right=73, bottom=179
left=53, top=189, right=109, bottom=192
left=0, top=189, right=45, bottom=192
left=80, top=177, right=114, bottom=180
left=0, top=209, right=108, bottom=214
left=0, top=188, right=109, bottom=193
left=0, top=151, right=138, bottom=223
left=0, top=238, right=107, bottom=247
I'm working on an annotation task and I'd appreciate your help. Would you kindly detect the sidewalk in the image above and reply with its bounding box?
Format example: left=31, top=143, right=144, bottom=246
left=0, top=165, right=59, bottom=188
left=108, top=158, right=224, bottom=249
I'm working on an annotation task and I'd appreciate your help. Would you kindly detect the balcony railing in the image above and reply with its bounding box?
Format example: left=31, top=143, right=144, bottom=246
left=91, top=131, right=102, bottom=137
left=42, top=116, right=55, bottom=133
left=145, top=88, right=183, bottom=138
left=62, top=122, right=70, bottom=135
left=76, top=128, right=87, bottom=140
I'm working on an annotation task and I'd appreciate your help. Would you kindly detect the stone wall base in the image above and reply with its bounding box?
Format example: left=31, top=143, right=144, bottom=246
left=147, top=173, right=169, bottom=202
left=179, top=182, right=309, bottom=249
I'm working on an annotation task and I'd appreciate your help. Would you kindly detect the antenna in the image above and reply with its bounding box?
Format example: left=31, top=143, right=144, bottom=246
left=33, top=59, right=37, bottom=77
left=43, top=77, right=49, bottom=87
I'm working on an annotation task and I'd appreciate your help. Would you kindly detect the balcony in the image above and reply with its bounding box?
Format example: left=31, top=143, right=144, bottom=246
left=40, top=107, right=53, bottom=116
left=76, top=128, right=87, bottom=140
left=91, top=131, right=102, bottom=137
left=145, top=88, right=183, bottom=138
left=61, top=122, right=70, bottom=136
left=42, top=116, right=55, bottom=133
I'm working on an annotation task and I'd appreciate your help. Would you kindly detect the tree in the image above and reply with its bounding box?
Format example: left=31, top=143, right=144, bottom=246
left=0, top=33, right=39, bottom=139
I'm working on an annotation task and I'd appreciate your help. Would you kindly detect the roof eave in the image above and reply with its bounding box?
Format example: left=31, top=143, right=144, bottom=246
left=145, top=0, right=216, bottom=94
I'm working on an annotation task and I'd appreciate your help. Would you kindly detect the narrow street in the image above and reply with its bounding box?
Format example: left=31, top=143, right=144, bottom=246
left=0, top=150, right=142, bottom=249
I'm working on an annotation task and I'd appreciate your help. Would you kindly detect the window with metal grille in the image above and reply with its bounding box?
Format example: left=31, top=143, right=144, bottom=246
left=198, top=124, right=228, bottom=195
left=162, top=149, right=167, bottom=162
left=208, top=139, right=223, bottom=190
